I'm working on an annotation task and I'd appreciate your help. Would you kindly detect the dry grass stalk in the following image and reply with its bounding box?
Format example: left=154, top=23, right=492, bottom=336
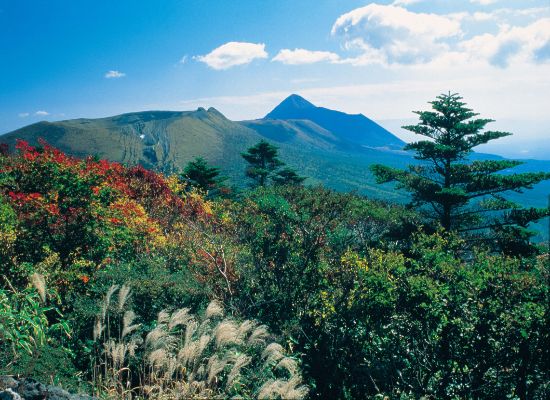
left=248, top=325, right=270, bottom=346
left=226, top=354, right=251, bottom=389
left=93, top=318, right=104, bottom=341
left=262, top=342, right=284, bottom=364
left=169, top=308, right=191, bottom=330
left=122, top=310, right=140, bottom=339
left=178, top=334, right=211, bottom=368
left=279, top=374, right=309, bottom=400
left=184, top=320, right=198, bottom=347
left=258, top=374, right=309, bottom=400
left=102, top=284, right=119, bottom=321
left=205, top=300, right=224, bottom=319
left=117, top=285, right=131, bottom=311
left=157, top=310, right=170, bottom=324
left=92, top=288, right=308, bottom=399
left=145, top=327, right=168, bottom=349
left=214, top=320, right=240, bottom=348
left=207, top=354, right=227, bottom=385
left=30, top=272, right=46, bottom=303
left=237, top=320, right=255, bottom=341
left=277, top=357, right=299, bottom=375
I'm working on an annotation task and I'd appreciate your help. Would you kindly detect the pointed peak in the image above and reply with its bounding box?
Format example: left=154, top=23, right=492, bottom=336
left=265, top=94, right=316, bottom=119
left=280, top=94, right=316, bottom=109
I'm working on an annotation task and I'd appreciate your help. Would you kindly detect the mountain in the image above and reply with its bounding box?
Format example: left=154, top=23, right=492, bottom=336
left=0, top=102, right=414, bottom=201
left=1, top=94, right=549, bottom=213
left=0, top=108, right=267, bottom=178
left=264, top=94, right=406, bottom=150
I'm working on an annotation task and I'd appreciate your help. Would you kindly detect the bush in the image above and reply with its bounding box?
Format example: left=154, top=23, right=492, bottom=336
left=0, top=274, right=74, bottom=386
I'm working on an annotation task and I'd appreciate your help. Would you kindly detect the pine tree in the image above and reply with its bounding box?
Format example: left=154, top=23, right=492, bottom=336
left=371, top=92, right=550, bottom=254
left=241, top=140, right=285, bottom=187
left=182, top=157, right=225, bottom=193
left=272, top=167, right=306, bottom=186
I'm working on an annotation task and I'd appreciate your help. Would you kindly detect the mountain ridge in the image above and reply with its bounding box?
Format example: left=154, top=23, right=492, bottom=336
left=2, top=95, right=549, bottom=215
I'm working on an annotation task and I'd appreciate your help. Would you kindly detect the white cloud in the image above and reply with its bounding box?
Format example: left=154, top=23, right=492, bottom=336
left=180, top=55, right=188, bottom=64
left=470, top=0, right=499, bottom=5
left=272, top=48, right=340, bottom=65
left=35, top=110, right=49, bottom=116
left=331, top=4, right=462, bottom=66
left=195, top=42, right=268, bottom=70
left=391, top=0, right=423, bottom=6
left=331, top=4, right=550, bottom=69
left=290, top=77, right=321, bottom=84
left=459, top=7, right=550, bottom=24
left=105, top=70, right=126, bottom=79
left=18, top=112, right=30, bottom=118
left=510, top=7, right=550, bottom=17
left=460, top=18, right=550, bottom=67
left=176, top=64, right=550, bottom=122
left=472, top=11, right=495, bottom=22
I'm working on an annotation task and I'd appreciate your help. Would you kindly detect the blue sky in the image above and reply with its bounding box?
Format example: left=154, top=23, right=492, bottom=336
left=1, top=0, right=549, bottom=158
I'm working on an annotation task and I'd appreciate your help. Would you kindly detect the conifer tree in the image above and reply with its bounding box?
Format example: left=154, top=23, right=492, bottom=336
left=182, top=157, right=225, bottom=193
left=272, top=167, right=306, bottom=186
left=241, top=140, right=284, bottom=187
left=371, top=92, right=550, bottom=254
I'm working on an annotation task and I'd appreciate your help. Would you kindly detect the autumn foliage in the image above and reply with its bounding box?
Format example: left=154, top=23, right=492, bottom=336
left=0, top=140, right=222, bottom=291
left=1, top=141, right=548, bottom=399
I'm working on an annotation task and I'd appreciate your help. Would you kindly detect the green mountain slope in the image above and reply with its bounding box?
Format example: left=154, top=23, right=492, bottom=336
left=2, top=97, right=548, bottom=217
left=0, top=107, right=413, bottom=201
left=0, top=108, right=265, bottom=177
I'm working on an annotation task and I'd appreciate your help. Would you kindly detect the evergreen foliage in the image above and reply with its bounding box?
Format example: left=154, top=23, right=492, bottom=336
left=371, top=92, right=550, bottom=254
left=272, top=167, right=306, bottom=186
left=241, top=140, right=305, bottom=187
left=242, top=140, right=285, bottom=187
left=182, top=157, right=226, bottom=194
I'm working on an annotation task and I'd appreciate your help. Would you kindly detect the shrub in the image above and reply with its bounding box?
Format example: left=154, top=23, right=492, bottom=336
left=0, top=274, right=73, bottom=386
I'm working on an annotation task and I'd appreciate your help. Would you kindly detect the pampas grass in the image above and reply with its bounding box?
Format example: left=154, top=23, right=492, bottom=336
left=168, top=308, right=191, bottom=330
left=258, top=375, right=309, bottom=400
left=92, top=286, right=308, bottom=399
left=205, top=300, right=224, bottom=319
left=139, top=302, right=308, bottom=399
left=117, top=285, right=131, bottom=311
left=214, top=320, right=240, bottom=347
left=248, top=324, right=270, bottom=346
left=30, top=272, right=46, bottom=303
left=121, top=310, right=140, bottom=339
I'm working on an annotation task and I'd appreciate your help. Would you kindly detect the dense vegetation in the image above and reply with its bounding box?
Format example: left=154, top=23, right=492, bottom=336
left=372, top=93, right=550, bottom=256
left=6, top=95, right=548, bottom=209
left=1, top=97, right=549, bottom=399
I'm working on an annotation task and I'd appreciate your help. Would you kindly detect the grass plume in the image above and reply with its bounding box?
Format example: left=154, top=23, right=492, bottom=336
left=30, top=272, right=46, bottom=303
left=91, top=291, right=308, bottom=399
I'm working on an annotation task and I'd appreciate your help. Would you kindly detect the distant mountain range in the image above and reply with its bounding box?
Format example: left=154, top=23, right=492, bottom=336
left=2, top=94, right=549, bottom=210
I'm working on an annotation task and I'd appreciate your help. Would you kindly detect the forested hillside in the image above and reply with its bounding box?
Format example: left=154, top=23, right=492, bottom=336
left=3, top=95, right=549, bottom=217
left=1, top=139, right=548, bottom=399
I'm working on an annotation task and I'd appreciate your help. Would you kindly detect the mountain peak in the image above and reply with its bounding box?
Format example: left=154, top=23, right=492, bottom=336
left=265, top=94, right=316, bottom=119
left=283, top=94, right=316, bottom=109
left=263, top=94, right=406, bottom=149
left=207, top=107, right=224, bottom=116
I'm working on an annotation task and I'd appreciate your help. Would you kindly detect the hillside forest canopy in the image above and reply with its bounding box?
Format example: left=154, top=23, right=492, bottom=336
left=1, top=94, right=549, bottom=400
